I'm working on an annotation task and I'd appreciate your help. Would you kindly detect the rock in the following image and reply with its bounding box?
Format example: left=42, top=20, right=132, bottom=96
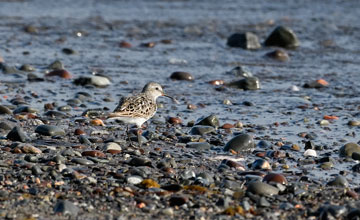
left=170, top=71, right=194, bottom=81
left=195, top=114, right=220, bottom=128
left=264, top=26, right=300, bottom=48
left=35, top=125, right=65, bottom=136
left=24, top=25, right=38, bottom=34
left=226, top=66, right=253, bottom=78
left=169, top=195, right=188, bottom=206
left=327, top=176, right=349, bottom=187
left=348, top=120, right=360, bottom=126
left=54, top=200, right=79, bottom=216
left=339, top=142, right=360, bottom=157
left=0, top=121, right=13, bottom=130
left=265, top=49, right=289, bottom=61
left=19, top=64, right=35, bottom=72
left=317, top=204, right=347, bottom=219
left=220, top=159, right=246, bottom=170
left=251, top=159, right=271, bottom=170
left=224, top=133, right=255, bottom=152
left=21, top=144, right=42, bottom=154
left=46, top=69, right=72, bottom=79
left=263, top=173, right=288, bottom=185
left=304, top=149, right=317, bottom=157
left=104, top=142, right=122, bottom=151
left=128, top=157, right=152, bottom=167
left=186, top=142, right=211, bottom=151
left=82, top=150, right=106, bottom=158
left=90, top=76, right=111, bottom=87
left=2, top=65, right=20, bottom=74
left=71, top=158, right=94, bottom=165
left=189, top=125, right=215, bottom=135
left=48, top=60, right=64, bottom=70
left=228, top=77, right=260, bottom=90
left=227, top=32, right=261, bottom=49
left=119, top=41, right=132, bottom=48
left=127, top=175, right=143, bottom=185
left=13, top=106, right=39, bottom=114
left=7, top=126, right=29, bottom=142
left=62, top=48, right=77, bottom=55
left=0, top=105, right=12, bottom=115
left=246, top=181, right=279, bottom=196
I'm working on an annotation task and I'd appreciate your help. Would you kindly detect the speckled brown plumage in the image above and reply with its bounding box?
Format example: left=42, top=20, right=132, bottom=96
left=113, top=93, right=157, bottom=120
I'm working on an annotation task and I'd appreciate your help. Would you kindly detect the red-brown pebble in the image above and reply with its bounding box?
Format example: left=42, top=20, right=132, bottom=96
left=168, top=117, right=182, bottom=125
left=221, top=123, right=234, bottom=129
left=119, top=41, right=132, bottom=48
left=44, top=103, right=54, bottom=110
left=106, top=149, right=121, bottom=155
left=12, top=147, right=22, bottom=154
left=263, top=173, right=288, bottom=185
left=74, top=128, right=86, bottom=135
left=141, top=42, right=156, bottom=48
left=255, top=152, right=266, bottom=158
left=222, top=159, right=245, bottom=170
left=46, top=69, right=72, bottom=79
left=82, top=150, right=106, bottom=158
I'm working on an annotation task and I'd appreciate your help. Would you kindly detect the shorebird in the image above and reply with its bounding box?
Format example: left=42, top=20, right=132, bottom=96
left=108, top=82, right=178, bottom=146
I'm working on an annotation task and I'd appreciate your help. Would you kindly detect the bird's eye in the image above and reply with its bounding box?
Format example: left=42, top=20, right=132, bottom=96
left=155, top=87, right=159, bottom=90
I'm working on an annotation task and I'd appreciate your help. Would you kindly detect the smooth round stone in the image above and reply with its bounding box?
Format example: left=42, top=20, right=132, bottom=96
left=104, top=142, right=122, bottom=151
left=251, top=159, right=271, bottom=170
left=227, top=32, right=261, bottom=49
left=71, top=158, right=94, bottom=165
left=186, top=142, right=211, bottom=151
left=21, top=145, right=42, bottom=154
left=264, top=26, right=300, bottom=48
left=13, top=106, right=39, bottom=114
left=46, top=69, right=71, bottom=79
left=53, top=200, right=79, bottom=216
left=265, top=49, right=289, bottom=61
left=48, top=60, right=64, bottom=70
left=189, top=125, right=215, bottom=135
left=0, top=121, right=13, bottom=130
left=170, top=71, right=194, bottom=81
left=263, top=173, right=288, bottom=185
left=352, top=152, right=360, bottom=161
left=180, top=170, right=196, bottom=180
left=128, top=157, right=152, bottom=167
left=62, top=48, right=77, bottom=55
left=7, top=126, right=29, bottom=142
left=44, top=110, right=69, bottom=118
left=82, top=150, right=106, bottom=158
left=195, top=114, right=220, bottom=128
left=57, top=105, right=72, bottom=111
left=162, top=208, right=174, bottom=216
left=327, top=176, right=349, bottom=187
left=35, top=125, right=65, bottom=136
left=19, top=64, right=35, bottom=72
left=0, top=105, right=12, bottom=115
left=304, top=149, right=317, bottom=157
left=224, top=133, right=255, bottom=152
left=90, top=76, right=111, bottom=87
left=348, top=120, right=360, bottom=126
left=169, top=195, right=188, bottom=206
left=246, top=181, right=279, bottom=196
left=228, top=77, right=260, bottom=90
left=227, top=66, right=253, bottom=78
left=339, top=142, right=360, bottom=157
left=127, top=175, right=143, bottom=185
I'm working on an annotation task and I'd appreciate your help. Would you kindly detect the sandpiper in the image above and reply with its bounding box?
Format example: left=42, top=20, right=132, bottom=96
left=108, top=82, right=178, bottom=146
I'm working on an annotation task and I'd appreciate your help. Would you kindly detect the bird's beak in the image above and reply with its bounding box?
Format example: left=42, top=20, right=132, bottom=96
left=163, top=93, right=180, bottom=104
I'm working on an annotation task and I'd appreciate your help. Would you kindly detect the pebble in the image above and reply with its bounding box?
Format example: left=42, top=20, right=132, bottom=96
left=104, top=142, right=122, bottom=151
left=189, top=125, right=215, bottom=135
left=48, top=60, right=64, bottom=70
left=127, top=175, right=143, bottom=185
left=0, top=105, right=12, bottom=115
left=90, top=76, right=111, bottom=87
left=169, top=195, right=188, bottom=206
left=128, top=157, right=152, bottom=167
left=327, top=176, right=349, bottom=187
left=228, top=77, right=260, bottom=90
left=339, top=142, right=360, bottom=157
left=53, top=200, right=79, bottom=216
left=186, top=142, right=211, bottom=151
left=19, top=64, right=35, bottom=72
left=348, top=120, right=360, bottom=126
left=304, top=149, right=317, bottom=157
left=62, top=48, right=77, bottom=55
left=227, top=32, right=261, bottom=49
left=263, top=173, right=288, bottom=185
left=223, top=133, right=255, bottom=152
left=35, top=125, right=65, bottom=136
left=21, top=144, right=42, bottom=154
left=246, top=181, right=279, bottom=196
left=195, top=114, right=220, bottom=128
left=13, top=106, right=39, bottom=114
left=264, top=26, right=300, bottom=48
left=7, top=126, right=29, bottom=142
left=46, top=69, right=72, bottom=79
left=82, top=150, right=106, bottom=158
left=251, top=159, right=271, bottom=170
left=71, top=158, right=94, bottom=165
left=170, top=71, right=194, bottom=81
left=265, top=49, right=289, bottom=61
left=227, top=66, right=253, bottom=78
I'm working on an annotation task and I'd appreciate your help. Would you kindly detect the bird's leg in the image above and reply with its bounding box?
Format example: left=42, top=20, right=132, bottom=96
left=137, top=127, right=143, bottom=147
left=126, top=125, right=132, bottom=146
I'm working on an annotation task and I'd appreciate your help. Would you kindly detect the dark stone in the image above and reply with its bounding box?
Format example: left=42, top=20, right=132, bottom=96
left=189, top=125, right=215, bottom=135
left=227, top=32, right=261, bottom=49
left=264, top=26, right=300, bottom=48
left=224, top=133, right=255, bottom=152
left=226, top=66, right=253, bottom=78
left=53, top=200, right=79, bottom=216
left=195, top=114, right=220, bottom=128
left=0, top=105, right=12, bottom=115
left=228, top=77, right=260, bottom=90
left=7, top=126, right=29, bottom=142
left=35, top=125, right=65, bottom=136
left=246, top=181, right=279, bottom=196
left=169, top=195, right=188, bottom=206
left=170, top=71, right=194, bottom=81
left=48, top=60, right=64, bottom=70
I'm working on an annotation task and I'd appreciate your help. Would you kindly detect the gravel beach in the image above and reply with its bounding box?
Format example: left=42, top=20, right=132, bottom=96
left=1, top=0, right=360, bottom=219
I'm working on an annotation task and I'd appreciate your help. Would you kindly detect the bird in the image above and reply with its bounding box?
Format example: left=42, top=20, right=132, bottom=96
left=107, top=82, right=178, bottom=146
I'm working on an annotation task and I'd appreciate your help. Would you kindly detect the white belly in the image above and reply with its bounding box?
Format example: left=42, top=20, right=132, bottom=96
left=108, top=116, right=148, bottom=128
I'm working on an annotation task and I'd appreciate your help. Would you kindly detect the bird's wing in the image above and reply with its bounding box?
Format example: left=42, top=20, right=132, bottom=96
left=108, top=94, right=156, bottom=118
